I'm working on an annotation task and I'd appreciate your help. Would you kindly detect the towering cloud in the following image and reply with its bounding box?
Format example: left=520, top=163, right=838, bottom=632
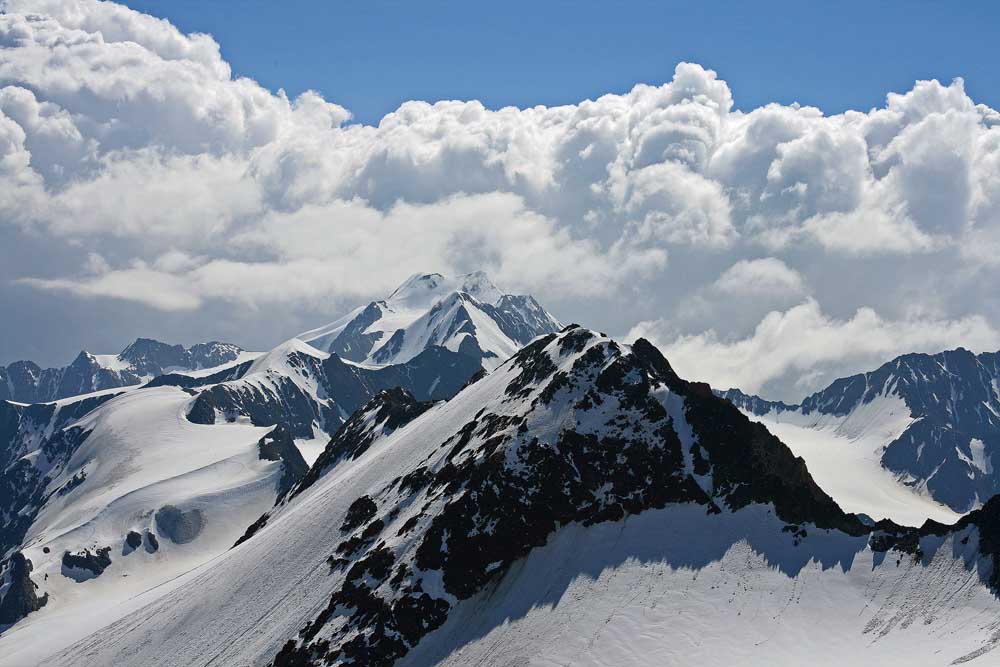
left=2, top=0, right=999, bottom=398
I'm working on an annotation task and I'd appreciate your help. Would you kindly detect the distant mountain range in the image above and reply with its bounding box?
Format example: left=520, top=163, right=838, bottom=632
left=0, top=339, right=245, bottom=403
left=719, top=347, right=1000, bottom=515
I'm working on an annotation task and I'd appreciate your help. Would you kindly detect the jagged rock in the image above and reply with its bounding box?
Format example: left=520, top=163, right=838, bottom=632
left=269, top=329, right=870, bottom=666
left=62, top=547, right=112, bottom=580
left=718, top=347, right=1000, bottom=512
left=257, top=424, right=309, bottom=499
left=0, top=552, right=47, bottom=626
left=125, top=531, right=143, bottom=551
left=0, top=338, right=243, bottom=403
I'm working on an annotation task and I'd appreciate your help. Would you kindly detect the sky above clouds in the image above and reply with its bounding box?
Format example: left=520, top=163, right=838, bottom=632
left=2, top=0, right=1000, bottom=401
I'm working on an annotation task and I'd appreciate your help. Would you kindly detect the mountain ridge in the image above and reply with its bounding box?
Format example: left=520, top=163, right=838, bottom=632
left=0, top=339, right=245, bottom=404
left=718, top=346, right=1000, bottom=514
left=34, top=326, right=1000, bottom=667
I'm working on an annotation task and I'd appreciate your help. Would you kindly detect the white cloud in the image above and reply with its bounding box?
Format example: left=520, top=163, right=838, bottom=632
left=630, top=299, right=1000, bottom=400
left=1, top=0, right=999, bottom=394
left=711, top=258, right=805, bottom=296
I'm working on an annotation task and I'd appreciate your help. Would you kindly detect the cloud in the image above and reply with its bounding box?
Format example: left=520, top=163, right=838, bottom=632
left=0, top=0, right=999, bottom=393
left=630, top=300, right=1000, bottom=400
left=711, top=258, right=805, bottom=296
left=22, top=193, right=667, bottom=312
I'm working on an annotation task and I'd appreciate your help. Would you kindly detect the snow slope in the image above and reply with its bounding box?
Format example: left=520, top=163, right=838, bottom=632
left=740, top=395, right=962, bottom=526
left=402, top=506, right=999, bottom=667
left=0, top=385, right=281, bottom=665
left=721, top=348, right=1000, bottom=515
left=36, top=328, right=1000, bottom=667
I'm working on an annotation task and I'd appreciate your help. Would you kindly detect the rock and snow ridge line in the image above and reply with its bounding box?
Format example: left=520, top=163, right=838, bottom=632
left=0, top=338, right=246, bottom=404
left=79, top=325, right=1000, bottom=667
left=719, top=347, right=1000, bottom=516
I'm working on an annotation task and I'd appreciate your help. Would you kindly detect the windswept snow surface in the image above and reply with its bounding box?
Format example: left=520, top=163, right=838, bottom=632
left=400, top=505, right=1000, bottom=667
left=741, top=395, right=962, bottom=527
left=36, top=334, right=1000, bottom=667
left=0, top=386, right=280, bottom=666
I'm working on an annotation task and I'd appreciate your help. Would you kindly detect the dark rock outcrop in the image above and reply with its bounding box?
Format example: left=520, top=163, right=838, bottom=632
left=0, top=552, right=47, bottom=626
left=257, top=425, right=309, bottom=499
left=125, top=531, right=143, bottom=551
left=62, top=547, right=112, bottom=579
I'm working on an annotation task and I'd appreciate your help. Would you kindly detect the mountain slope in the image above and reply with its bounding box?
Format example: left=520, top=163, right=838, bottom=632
left=32, top=327, right=1000, bottom=667
left=297, top=272, right=561, bottom=371
left=720, top=347, right=1000, bottom=516
left=0, top=331, right=485, bottom=647
left=0, top=339, right=246, bottom=403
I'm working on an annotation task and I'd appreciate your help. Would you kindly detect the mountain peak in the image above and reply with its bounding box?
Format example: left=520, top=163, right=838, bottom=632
left=299, top=271, right=561, bottom=370
left=456, top=270, right=502, bottom=305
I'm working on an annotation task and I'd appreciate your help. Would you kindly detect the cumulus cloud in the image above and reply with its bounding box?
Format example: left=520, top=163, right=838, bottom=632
left=1, top=0, right=999, bottom=397
left=711, top=258, right=806, bottom=296
left=630, top=300, right=1000, bottom=400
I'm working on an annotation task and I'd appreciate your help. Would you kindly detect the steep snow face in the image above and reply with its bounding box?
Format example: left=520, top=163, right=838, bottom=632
left=297, top=272, right=561, bottom=371
left=722, top=348, right=1000, bottom=515
left=35, top=327, right=1000, bottom=667
left=0, top=339, right=245, bottom=404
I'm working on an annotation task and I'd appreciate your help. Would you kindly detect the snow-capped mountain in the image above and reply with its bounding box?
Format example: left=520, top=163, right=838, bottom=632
left=719, top=347, right=1000, bottom=518
left=0, top=276, right=536, bottom=651
left=298, top=271, right=562, bottom=371
left=0, top=339, right=245, bottom=403
left=13, top=327, right=1000, bottom=667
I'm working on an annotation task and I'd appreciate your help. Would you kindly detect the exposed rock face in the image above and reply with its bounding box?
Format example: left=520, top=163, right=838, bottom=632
left=0, top=552, right=47, bottom=626
left=269, top=327, right=875, bottom=667
left=125, top=531, right=143, bottom=551
left=1, top=393, right=109, bottom=555
left=257, top=424, right=310, bottom=498
left=61, top=547, right=112, bottom=580
left=719, top=348, right=1000, bottom=512
left=290, top=388, right=434, bottom=501
left=0, top=339, right=243, bottom=403
left=154, top=506, right=204, bottom=545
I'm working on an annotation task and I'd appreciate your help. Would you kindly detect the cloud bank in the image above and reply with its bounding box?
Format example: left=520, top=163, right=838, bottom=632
left=2, top=0, right=1000, bottom=399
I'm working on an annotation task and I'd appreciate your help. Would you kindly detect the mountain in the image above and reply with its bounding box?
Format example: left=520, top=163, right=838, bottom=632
left=0, top=339, right=245, bottom=403
left=14, top=327, right=1000, bottom=667
left=297, top=271, right=562, bottom=371
left=0, top=276, right=541, bottom=650
left=719, top=347, right=1000, bottom=518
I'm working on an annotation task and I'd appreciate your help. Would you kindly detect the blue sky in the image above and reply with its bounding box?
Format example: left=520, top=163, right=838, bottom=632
left=120, top=0, right=1000, bottom=125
